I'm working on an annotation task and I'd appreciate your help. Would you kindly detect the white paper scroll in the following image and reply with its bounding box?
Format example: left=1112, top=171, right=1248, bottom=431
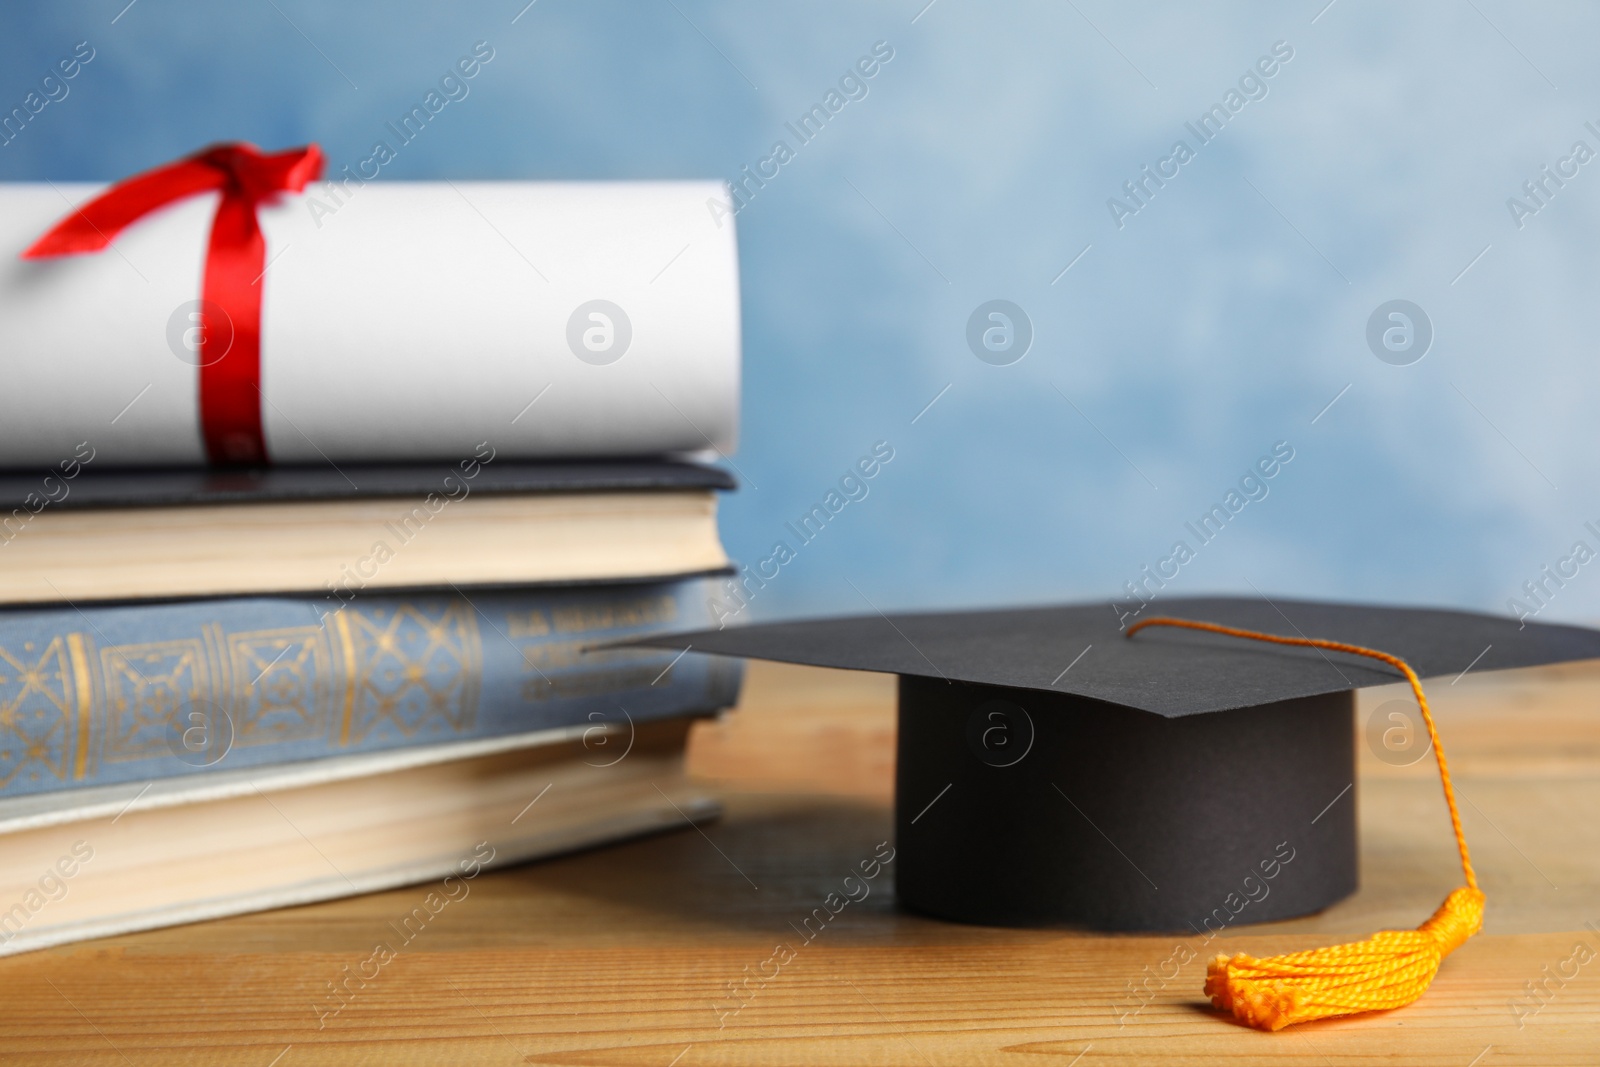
left=0, top=181, right=740, bottom=466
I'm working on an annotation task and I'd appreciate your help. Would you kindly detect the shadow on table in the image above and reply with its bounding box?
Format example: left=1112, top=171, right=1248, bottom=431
left=469, top=795, right=921, bottom=942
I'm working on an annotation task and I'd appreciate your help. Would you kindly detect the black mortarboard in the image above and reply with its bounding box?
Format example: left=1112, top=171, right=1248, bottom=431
left=626, top=596, right=1600, bottom=932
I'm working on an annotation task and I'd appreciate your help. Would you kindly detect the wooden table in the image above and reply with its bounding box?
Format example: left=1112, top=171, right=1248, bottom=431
left=2, top=661, right=1598, bottom=1065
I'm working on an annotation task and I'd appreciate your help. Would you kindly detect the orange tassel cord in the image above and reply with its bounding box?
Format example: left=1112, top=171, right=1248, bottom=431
left=1126, top=616, right=1483, bottom=1031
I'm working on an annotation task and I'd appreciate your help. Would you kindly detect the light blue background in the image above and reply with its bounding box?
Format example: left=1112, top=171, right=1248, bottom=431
left=6, top=1, right=1597, bottom=627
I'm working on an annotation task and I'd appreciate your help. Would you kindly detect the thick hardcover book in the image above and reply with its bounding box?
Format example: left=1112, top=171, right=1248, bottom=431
left=0, top=577, right=737, bottom=799
left=0, top=459, right=734, bottom=606
left=0, top=718, right=717, bottom=958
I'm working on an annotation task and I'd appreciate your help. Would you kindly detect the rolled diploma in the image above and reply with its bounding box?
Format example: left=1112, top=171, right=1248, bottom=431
left=0, top=181, right=740, bottom=466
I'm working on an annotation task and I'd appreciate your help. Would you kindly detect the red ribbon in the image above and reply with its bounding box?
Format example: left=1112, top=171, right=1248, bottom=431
left=23, top=142, right=324, bottom=466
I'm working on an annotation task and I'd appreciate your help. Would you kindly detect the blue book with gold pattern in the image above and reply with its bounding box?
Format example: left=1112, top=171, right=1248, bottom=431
left=0, top=576, right=738, bottom=798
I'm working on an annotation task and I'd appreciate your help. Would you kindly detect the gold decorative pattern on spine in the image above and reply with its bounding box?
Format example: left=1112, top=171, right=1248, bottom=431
left=334, top=609, right=359, bottom=748
left=66, top=632, right=93, bottom=780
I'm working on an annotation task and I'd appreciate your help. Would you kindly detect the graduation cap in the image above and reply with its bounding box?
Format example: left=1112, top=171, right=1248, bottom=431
left=625, top=595, right=1600, bottom=1029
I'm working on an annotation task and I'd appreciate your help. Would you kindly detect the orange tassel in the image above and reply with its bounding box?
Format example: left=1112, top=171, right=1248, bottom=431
left=1126, top=616, right=1482, bottom=1031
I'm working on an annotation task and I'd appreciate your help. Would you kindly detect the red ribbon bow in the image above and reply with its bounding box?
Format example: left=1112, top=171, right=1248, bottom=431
left=23, top=142, right=325, bottom=466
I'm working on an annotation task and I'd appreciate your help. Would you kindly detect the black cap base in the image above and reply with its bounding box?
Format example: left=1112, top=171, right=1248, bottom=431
left=895, top=677, right=1357, bottom=931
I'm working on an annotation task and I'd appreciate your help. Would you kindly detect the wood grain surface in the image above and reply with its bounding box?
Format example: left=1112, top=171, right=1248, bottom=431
left=1, top=659, right=1597, bottom=1065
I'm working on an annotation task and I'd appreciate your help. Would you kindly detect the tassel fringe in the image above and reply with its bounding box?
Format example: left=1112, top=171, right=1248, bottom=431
left=1204, top=886, right=1484, bottom=1030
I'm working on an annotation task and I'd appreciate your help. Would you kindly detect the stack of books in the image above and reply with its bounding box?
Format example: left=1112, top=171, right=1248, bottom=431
left=0, top=459, right=743, bottom=956
left=0, top=177, right=744, bottom=956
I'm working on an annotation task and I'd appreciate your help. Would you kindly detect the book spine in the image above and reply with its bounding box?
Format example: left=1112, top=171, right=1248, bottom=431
left=0, top=577, right=737, bottom=798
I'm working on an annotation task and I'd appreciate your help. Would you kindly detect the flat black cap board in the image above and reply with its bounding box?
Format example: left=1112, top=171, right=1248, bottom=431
left=621, top=597, right=1600, bottom=932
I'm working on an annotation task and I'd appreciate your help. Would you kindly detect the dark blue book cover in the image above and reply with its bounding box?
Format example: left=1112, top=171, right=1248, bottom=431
left=0, top=576, right=738, bottom=798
